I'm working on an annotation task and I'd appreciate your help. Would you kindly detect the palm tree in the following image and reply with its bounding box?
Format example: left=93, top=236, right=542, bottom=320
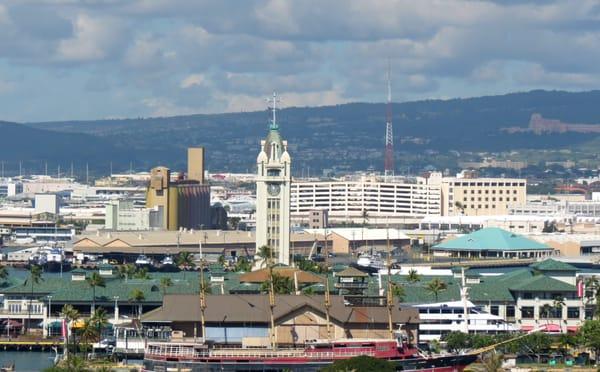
left=90, top=307, right=109, bottom=345
left=24, top=264, right=43, bottom=334
left=129, top=289, right=145, bottom=319
left=257, top=245, right=273, bottom=268
left=391, top=283, right=406, bottom=302
left=177, top=251, right=195, bottom=278
left=234, top=257, right=252, bottom=272
left=118, top=264, right=136, bottom=282
left=86, top=272, right=106, bottom=312
left=407, top=269, right=420, bottom=283
left=0, top=265, right=8, bottom=283
left=60, top=304, right=80, bottom=359
left=160, top=277, right=173, bottom=296
left=218, top=255, right=226, bottom=268
left=425, top=278, right=447, bottom=302
left=480, top=352, right=503, bottom=372
left=261, top=273, right=293, bottom=295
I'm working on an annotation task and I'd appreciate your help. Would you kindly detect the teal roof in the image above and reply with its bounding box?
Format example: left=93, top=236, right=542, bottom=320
left=433, top=228, right=551, bottom=251
left=530, top=259, right=578, bottom=272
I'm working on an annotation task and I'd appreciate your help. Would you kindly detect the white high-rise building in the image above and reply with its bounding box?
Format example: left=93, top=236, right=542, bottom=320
left=255, top=93, right=291, bottom=266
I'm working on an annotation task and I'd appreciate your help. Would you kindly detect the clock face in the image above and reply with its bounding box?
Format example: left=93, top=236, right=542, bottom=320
left=267, top=183, right=281, bottom=196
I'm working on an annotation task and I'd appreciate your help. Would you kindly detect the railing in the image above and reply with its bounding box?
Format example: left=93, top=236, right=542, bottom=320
left=146, top=342, right=378, bottom=360
left=0, top=310, right=43, bottom=316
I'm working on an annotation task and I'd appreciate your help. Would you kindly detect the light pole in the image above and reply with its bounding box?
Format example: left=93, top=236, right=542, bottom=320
left=47, top=295, right=53, bottom=318
left=113, top=296, right=119, bottom=323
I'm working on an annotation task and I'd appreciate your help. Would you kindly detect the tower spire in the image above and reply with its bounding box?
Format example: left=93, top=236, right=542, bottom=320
left=384, top=60, right=394, bottom=177
left=268, top=92, right=280, bottom=131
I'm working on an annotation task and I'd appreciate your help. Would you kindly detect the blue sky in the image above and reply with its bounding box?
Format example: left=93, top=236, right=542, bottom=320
left=0, top=0, right=599, bottom=122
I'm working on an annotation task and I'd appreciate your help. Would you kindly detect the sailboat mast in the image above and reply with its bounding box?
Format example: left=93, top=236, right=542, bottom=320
left=325, top=278, right=332, bottom=340
left=269, top=271, right=276, bottom=349
left=199, top=257, right=206, bottom=340
left=386, top=228, right=394, bottom=339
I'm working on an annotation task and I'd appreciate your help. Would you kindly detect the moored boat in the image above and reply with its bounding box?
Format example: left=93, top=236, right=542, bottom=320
left=142, top=337, right=477, bottom=371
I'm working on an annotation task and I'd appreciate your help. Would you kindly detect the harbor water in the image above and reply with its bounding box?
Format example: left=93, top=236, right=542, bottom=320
left=0, top=351, right=55, bottom=371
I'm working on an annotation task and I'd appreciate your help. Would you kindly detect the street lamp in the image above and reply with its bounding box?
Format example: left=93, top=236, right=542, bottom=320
left=47, top=295, right=53, bottom=318
left=113, top=296, right=119, bottom=322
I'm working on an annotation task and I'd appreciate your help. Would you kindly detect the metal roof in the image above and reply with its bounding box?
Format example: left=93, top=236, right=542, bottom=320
left=433, top=227, right=552, bottom=251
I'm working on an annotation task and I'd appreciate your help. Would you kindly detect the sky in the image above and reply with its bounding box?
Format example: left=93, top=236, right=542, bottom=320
left=1, top=0, right=600, bottom=122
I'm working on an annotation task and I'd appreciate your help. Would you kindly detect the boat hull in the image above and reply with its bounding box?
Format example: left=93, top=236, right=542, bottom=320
left=142, top=354, right=478, bottom=372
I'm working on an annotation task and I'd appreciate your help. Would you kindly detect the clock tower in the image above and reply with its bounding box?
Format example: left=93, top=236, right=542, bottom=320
left=255, top=92, right=291, bottom=266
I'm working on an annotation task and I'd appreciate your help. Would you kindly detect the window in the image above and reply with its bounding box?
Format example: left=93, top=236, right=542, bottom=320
left=523, top=292, right=533, bottom=299
left=521, top=306, right=534, bottom=318
left=506, top=305, right=515, bottom=318
left=567, top=307, right=580, bottom=319
left=490, top=305, right=499, bottom=316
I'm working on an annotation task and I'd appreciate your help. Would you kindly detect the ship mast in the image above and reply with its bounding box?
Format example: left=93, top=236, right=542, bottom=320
left=268, top=248, right=277, bottom=350
left=386, top=227, right=394, bottom=339
left=199, top=246, right=206, bottom=340
left=325, top=277, right=332, bottom=341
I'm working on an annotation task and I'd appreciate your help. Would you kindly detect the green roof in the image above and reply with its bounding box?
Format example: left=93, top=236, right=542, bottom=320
left=469, top=269, right=533, bottom=302
left=510, top=275, right=576, bottom=292
left=530, top=259, right=578, bottom=272
left=433, top=228, right=551, bottom=251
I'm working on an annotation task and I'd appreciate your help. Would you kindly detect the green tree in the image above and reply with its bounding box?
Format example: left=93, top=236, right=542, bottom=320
left=321, top=355, right=395, bottom=372
left=218, top=255, right=226, bottom=267
left=443, top=331, right=470, bottom=353
left=0, top=265, right=8, bottom=283
left=234, top=257, right=252, bottom=272
left=425, top=278, right=447, bottom=302
left=176, top=251, right=195, bottom=278
left=580, top=319, right=600, bottom=363
left=407, top=269, right=420, bottom=283
left=261, top=273, right=293, bottom=295
left=86, top=272, right=105, bottom=312
left=391, top=283, right=405, bottom=302
left=24, top=264, right=43, bottom=334
left=160, top=277, right=173, bottom=296
left=133, top=267, right=151, bottom=279
left=480, top=352, right=503, bottom=372
left=257, top=245, right=273, bottom=268
left=585, top=276, right=600, bottom=318
left=117, top=264, right=136, bottom=282
left=129, top=289, right=145, bottom=318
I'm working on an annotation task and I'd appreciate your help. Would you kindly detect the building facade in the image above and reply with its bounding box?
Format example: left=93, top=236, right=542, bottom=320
left=105, top=199, right=162, bottom=231
left=255, top=95, right=291, bottom=265
left=441, top=175, right=527, bottom=216
left=146, top=166, right=211, bottom=231
left=291, top=175, right=442, bottom=225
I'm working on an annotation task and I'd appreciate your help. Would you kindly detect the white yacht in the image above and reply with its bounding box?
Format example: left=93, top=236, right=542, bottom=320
left=415, top=300, right=518, bottom=341
left=135, top=254, right=153, bottom=267
left=356, top=254, right=387, bottom=273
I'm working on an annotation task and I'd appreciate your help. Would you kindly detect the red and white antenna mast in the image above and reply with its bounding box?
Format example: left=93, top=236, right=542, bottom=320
left=384, top=61, right=394, bottom=177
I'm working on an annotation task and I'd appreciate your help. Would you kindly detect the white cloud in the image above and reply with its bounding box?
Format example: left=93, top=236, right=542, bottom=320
left=180, top=74, right=206, bottom=89
left=55, top=13, right=125, bottom=62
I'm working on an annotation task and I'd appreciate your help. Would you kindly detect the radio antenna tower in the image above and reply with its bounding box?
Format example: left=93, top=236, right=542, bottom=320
left=384, top=61, right=394, bottom=177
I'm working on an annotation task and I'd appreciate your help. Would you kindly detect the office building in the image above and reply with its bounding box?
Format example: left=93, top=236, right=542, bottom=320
left=441, top=172, right=527, bottom=216
left=255, top=96, right=292, bottom=265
